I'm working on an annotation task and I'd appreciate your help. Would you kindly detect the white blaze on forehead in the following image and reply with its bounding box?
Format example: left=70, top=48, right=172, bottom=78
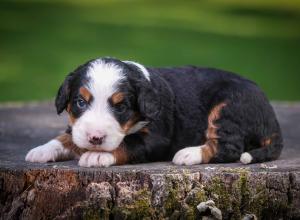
left=123, top=60, right=150, bottom=81
left=87, top=59, right=125, bottom=101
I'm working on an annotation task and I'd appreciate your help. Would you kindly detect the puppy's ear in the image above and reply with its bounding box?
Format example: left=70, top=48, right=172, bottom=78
left=137, top=81, right=161, bottom=121
left=55, top=73, right=74, bottom=114
left=124, top=61, right=161, bottom=121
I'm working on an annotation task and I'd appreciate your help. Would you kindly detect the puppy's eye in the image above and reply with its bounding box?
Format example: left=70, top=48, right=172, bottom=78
left=76, top=98, right=87, bottom=109
left=114, top=103, right=126, bottom=114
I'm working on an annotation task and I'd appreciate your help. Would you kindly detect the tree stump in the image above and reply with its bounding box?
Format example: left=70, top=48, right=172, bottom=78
left=0, top=102, right=300, bottom=219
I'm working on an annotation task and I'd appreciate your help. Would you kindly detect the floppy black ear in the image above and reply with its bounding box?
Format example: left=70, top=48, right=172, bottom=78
left=137, top=80, right=161, bottom=121
left=124, top=61, right=161, bottom=121
left=55, top=73, right=74, bottom=114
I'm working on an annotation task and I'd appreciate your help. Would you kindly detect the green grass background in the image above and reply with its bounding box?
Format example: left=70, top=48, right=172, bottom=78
left=0, top=0, right=300, bottom=102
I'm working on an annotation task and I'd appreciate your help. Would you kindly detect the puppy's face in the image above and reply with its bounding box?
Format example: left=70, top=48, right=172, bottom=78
left=55, top=58, right=154, bottom=151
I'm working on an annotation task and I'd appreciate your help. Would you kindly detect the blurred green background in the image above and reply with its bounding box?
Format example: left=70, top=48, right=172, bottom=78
left=0, top=0, right=300, bottom=102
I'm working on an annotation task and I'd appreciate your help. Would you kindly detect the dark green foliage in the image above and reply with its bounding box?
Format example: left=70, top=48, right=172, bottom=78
left=0, top=0, right=300, bottom=101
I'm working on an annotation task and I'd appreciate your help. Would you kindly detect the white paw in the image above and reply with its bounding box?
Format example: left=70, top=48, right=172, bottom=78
left=172, top=146, right=202, bottom=165
left=240, top=152, right=253, bottom=164
left=25, top=139, right=71, bottom=163
left=78, top=151, right=116, bottom=167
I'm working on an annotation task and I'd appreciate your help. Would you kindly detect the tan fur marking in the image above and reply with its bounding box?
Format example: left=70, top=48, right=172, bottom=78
left=79, top=87, right=92, bottom=102
left=122, top=113, right=140, bottom=133
left=69, top=115, right=76, bottom=125
left=111, top=92, right=125, bottom=105
left=67, top=104, right=76, bottom=125
left=203, top=102, right=227, bottom=163
left=261, top=138, right=272, bottom=147
left=57, top=134, right=128, bottom=165
left=201, top=144, right=217, bottom=164
left=67, top=103, right=71, bottom=113
left=140, top=127, right=149, bottom=134
left=261, top=133, right=277, bottom=147
left=56, top=133, right=87, bottom=156
left=112, top=144, right=128, bottom=165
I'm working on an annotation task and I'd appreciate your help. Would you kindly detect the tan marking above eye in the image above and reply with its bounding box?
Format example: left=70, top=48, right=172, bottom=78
left=79, top=87, right=92, bottom=102
left=111, top=92, right=125, bottom=105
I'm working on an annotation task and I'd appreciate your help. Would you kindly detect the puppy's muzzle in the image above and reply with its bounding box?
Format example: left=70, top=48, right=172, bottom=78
left=87, top=132, right=106, bottom=145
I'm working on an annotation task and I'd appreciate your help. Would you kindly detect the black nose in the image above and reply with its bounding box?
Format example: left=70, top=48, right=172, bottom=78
left=88, top=136, right=105, bottom=145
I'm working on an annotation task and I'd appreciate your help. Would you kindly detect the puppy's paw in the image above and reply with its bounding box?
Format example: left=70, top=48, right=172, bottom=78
left=25, top=139, right=71, bottom=163
left=78, top=151, right=116, bottom=167
left=172, top=146, right=202, bottom=165
left=240, top=152, right=253, bottom=164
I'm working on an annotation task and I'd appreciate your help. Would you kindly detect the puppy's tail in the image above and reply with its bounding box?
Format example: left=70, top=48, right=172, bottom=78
left=240, top=132, right=283, bottom=164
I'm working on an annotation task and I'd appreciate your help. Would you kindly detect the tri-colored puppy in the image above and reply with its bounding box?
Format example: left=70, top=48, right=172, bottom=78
left=25, top=57, right=283, bottom=167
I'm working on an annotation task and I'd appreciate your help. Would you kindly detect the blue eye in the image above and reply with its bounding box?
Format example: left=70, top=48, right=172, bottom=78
left=77, top=98, right=87, bottom=109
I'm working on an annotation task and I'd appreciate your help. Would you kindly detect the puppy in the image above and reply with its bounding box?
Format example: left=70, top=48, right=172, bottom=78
left=25, top=57, right=283, bottom=167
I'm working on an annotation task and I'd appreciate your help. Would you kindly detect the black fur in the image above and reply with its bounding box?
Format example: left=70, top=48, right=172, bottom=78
left=55, top=59, right=95, bottom=115
left=123, top=63, right=175, bottom=162
left=142, top=66, right=283, bottom=163
left=56, top=58, right=283, bottom=164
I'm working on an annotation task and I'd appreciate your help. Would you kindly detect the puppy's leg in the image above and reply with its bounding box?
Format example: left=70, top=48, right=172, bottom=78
left=173, top=102, right=244, bottom=165
left=25, top=133, right=80, bottom=163
left=240, top=133, right=283, bottom=164
left=78, top=144, right=128, bottom=167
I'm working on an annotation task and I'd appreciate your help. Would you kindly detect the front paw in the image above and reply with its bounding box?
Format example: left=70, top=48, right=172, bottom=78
left=78, top=151, right=116, bottom=167
left=25, top=139, right=67, bottom=163
left=172, top=146, right=202, bottom=165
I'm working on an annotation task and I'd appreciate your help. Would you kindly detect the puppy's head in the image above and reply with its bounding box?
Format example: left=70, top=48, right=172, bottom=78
left=55, top=58, right=159, bottom=151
